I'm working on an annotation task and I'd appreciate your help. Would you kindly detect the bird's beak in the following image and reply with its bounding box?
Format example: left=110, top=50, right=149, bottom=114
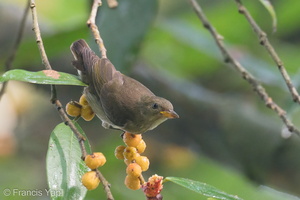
left=160, top=110, right=179, bottom=119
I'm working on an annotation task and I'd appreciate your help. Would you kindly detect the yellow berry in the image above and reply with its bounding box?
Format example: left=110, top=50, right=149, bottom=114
left=66, top=101, right=81, bottom=117
left=85, top=152, right=106, bottom=169
left=115, top=145, right=126, bottom=160
left=123, top=132, right=142, bottom=147
left=81, top=105, right=95, bottom=121
left=81, top=171, right=100, bottom=190
left=135, top=156, right=150, bottom=171
left=123, top=146, right=138, bottom=161
left=136, top=140, right=146, bottom=154
left=124, top=175, right=141, bottom=190
left=126, top=163, right=142, bottom=177
left=79, top=94, right=89, bottom=106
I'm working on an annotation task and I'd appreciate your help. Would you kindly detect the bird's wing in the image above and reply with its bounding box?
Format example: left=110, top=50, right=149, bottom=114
left=91, top=58, right=119, bottom=88
left=98, top=74, right=155, bottom=129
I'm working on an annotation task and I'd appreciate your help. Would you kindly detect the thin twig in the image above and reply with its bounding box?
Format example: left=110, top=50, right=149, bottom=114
left=85, top=1, right=115, bottom=199
left=188, top=0, right=300, bottom=135
left=29, top=1, right=114, bottom=199
left=139, top=174, right=145, bottom=185
left=29, top=0, right=87, bottom=153
left=0, top=0, right=30, bottom=101
left=87, top=0, right=107, bottom=58
left=30, top=1, right=51, bottom=70
left=234, top=0, right=300, bottom=104
left=96, top=170, right=114, bottom=200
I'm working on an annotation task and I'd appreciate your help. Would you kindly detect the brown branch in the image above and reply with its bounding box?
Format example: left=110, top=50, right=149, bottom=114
left=29, top=1, right=114, bottom=199
left=188, top=0, right=300, bottom=136
left=96, top=170, right=114, bottom=200
left=85, top=1, right=115, bottom=199
left=0, top=0, right=30, bottom=101
left=234, top=0, right=300, bottom=104
left=87, top=0, right=107, bottom=58
left=29, top=0, right=87, bottom=154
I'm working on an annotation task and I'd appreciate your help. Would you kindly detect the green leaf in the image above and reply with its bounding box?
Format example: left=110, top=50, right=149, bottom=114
left=0, top=69, right=87, bottom=86
left=46, top=122, right=92, bottom=200
left=259, top=0, right=277, bottom=32
left=164, top=177, right=243, bottom=200
left=96, top=0, right=158, bottom=71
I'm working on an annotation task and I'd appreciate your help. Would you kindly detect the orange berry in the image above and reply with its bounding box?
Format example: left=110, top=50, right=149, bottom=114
left=115, top=145, right=126, bottom=160
left=124, top=175, right=141, bottom=190
left=123, top=132, right=142, bottom=147
left=81, top=105, right=95, bottom=121
left=136, top=140, right=146, bottom=154
left=79, top=94, right=89, bottom=106
left=81, top=171, right=100, bottom=190
left=135, top=156, right=150, bottom=171
left=123, top=146, right=138, bottom=161
left=66, top=101, right=81, bottom=117
left=85, top=152, right=106, bottom=169
left=126, top=163, right=142, bottom=177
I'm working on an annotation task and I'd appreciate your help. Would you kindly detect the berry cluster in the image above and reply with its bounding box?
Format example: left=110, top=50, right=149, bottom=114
left=115, top=132, right=149, bottom=190
left=81, top=152, right=106, bottom=190
left=66, top=94, right=95, bottom=121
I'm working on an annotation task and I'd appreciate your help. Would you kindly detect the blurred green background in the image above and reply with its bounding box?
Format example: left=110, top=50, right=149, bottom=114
left=1, top=0, right=300, bottom=199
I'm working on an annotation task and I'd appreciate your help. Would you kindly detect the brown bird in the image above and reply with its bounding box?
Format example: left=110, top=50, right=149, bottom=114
left=70, top=39, right=178, bottom=134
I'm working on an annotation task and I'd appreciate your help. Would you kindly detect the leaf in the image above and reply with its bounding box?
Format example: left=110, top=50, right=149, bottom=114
left=46, top=122, right=92, bottom=200
left=164, top=177, right=243, bottom=200
left=95, top=0, right=158, bottom=71
left=259, top=0, right=277, bottom=32
left=0, top=69, right=87, bottom=86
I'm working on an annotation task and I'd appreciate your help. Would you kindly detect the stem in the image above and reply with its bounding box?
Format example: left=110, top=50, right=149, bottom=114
left=87, top=0, right=107, bottom=58
left=234, top=0, right=300, bottom=103
left=188, top=0, right=300, bottom=135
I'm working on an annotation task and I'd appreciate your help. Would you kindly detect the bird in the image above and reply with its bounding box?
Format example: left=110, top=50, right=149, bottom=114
left=70, top=39, right=179, bottom=134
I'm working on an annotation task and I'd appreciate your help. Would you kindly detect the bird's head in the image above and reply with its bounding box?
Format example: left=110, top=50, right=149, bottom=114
left=139, top=96, right=179, bottom=131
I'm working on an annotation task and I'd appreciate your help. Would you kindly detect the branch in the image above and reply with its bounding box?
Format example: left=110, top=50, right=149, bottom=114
left=30, top=1, right=114, bottom=198
left=87, top=0, right=107, bottom=58
left=29, top=0, right=87, bottom=154
left=0, top=0, right=30, bottom=101
left=188, top=0, right=300, bottom=136
left=96, top=170, right=114, bottom=200
left=234, top=0, right=300, bottom=104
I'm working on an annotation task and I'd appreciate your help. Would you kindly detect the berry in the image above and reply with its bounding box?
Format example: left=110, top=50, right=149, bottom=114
left=136, top=140, right=146, bottom=154
left=114, top=145, right=126, bottom=160
left=124, top=175, right=141, bottom=190
left=79, top=94, right=89, bottom=106
left=81, top=171, right=100, bottom=190
left=123, top=132, right=142, bottom=147
left=66, top=101, right=81, bottom=117
left=81, top=105, right=95, bottom=121
left=85, top=152, right=106, bottom=169
left=123, top=146, right=138, bottom=161
left=135, top=156, right=150, bottom=171
left=126, top=163, right=142, bottom=177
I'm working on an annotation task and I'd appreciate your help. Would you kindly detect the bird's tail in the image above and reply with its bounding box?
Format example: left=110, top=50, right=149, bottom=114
left=70, top=39, right=100, bottom=84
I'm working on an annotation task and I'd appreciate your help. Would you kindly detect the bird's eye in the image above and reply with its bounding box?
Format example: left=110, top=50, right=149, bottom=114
left=152, top=103, right=159, bottom=109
